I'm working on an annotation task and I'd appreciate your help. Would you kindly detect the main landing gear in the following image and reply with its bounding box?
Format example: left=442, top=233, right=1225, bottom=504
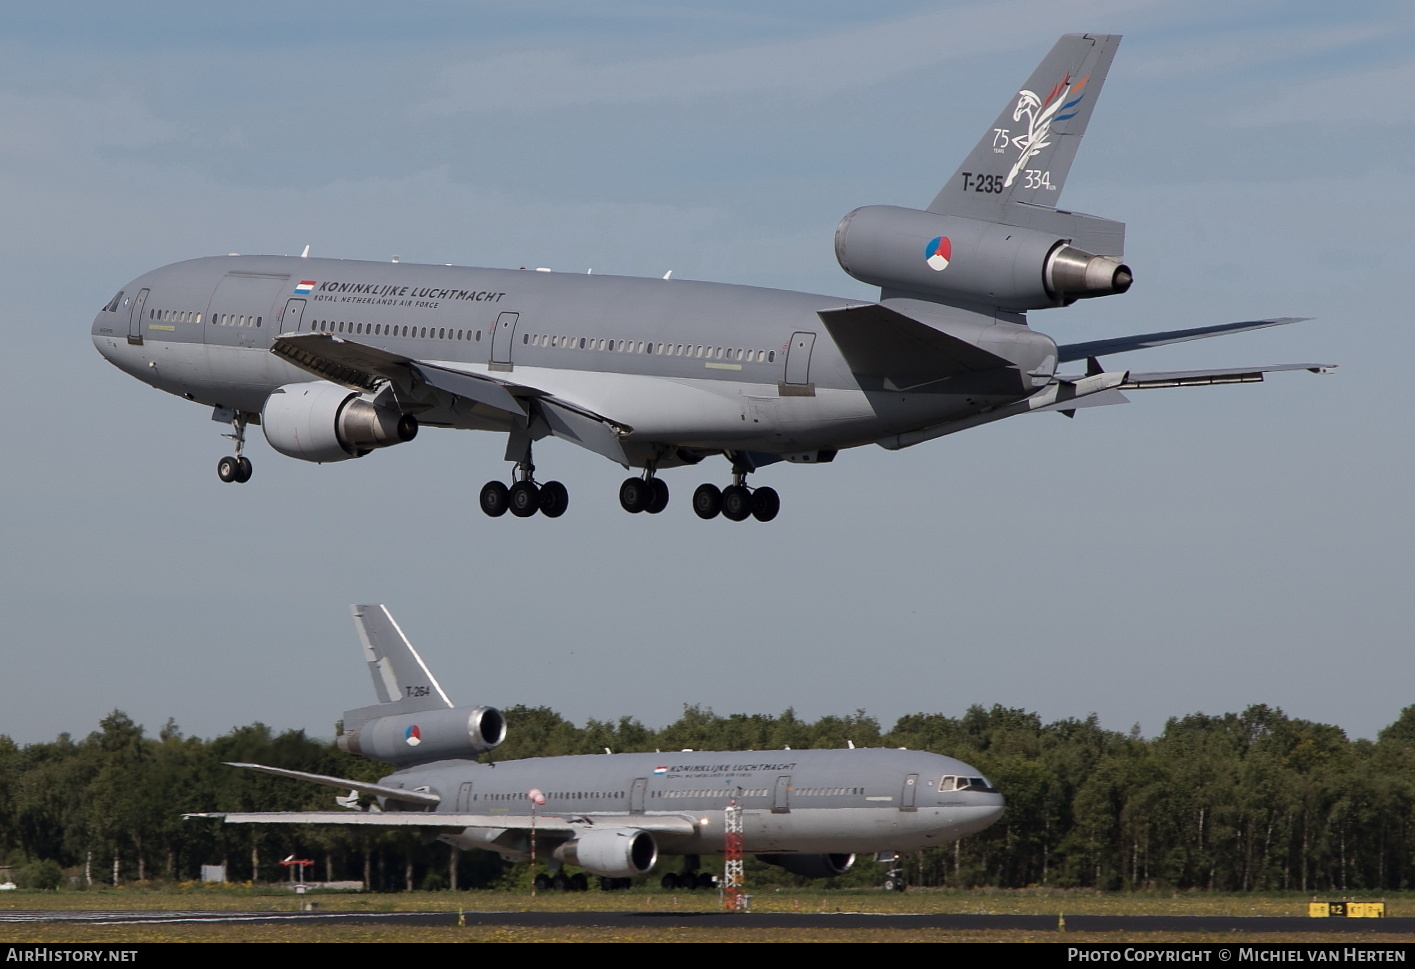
left=479, top=451, right=568, bottom=519
left=618, top=468, right=669, bottom=515
left=216, top=412, right=253, bottom=484
left=691, top=468, right=778, bottom=523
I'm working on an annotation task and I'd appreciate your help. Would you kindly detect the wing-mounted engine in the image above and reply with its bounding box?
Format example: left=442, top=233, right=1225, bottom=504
left=756, top=853, right=855, bottom=879
left=553, top=828, right=657, bottom=878
left=338, top=704, right=505, bottom=766
left=261, top=381, right=418, bottom=463
left=835, top=205, right=1130, bottom=310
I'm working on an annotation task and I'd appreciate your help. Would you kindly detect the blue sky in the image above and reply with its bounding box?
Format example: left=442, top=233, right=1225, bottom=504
left=2, top=1, right=1410, bottom=746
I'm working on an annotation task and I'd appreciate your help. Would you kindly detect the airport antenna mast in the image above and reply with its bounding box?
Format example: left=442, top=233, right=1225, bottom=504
left=722, top=798, right=746, bottom=911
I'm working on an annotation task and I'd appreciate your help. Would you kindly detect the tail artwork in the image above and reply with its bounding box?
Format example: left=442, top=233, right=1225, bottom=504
left=188, top=606, right=1006, bottom=889
left=931, top=33, right=1121, bottom=219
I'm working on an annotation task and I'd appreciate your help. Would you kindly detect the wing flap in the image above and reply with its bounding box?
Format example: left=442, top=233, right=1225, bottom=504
left=1120, top=363, right=1334, bottom=388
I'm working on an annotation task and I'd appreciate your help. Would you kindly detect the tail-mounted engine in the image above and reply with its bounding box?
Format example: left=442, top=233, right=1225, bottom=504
left=261, top=381, right=417, bottom=463
left=835, top=205, right=1131, bottom=310
left=338, top=705, right=506, bottom=765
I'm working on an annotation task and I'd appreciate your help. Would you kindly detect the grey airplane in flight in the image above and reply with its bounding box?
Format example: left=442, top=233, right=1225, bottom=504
left=191, top=605, right=1005, bottom=890
left=92, top=34, right=1330, bottom=522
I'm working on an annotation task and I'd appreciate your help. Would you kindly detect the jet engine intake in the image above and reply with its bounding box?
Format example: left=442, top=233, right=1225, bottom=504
left=756, top=853, right=855, bottom=879
left=338, top=705, right=505, bottom=765
left=261, top=381, right=417, bottom=463
left=553, top=828, right=657, bottom=878
left=834, top=205, right=1130, bottom=310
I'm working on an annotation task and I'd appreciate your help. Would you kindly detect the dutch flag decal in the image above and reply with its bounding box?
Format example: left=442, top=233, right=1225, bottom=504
left=294, top=280, right=316, bottom=295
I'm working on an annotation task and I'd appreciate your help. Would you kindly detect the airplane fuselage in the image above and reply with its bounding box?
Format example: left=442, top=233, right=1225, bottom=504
left=385, top=746, right=1002, bottom=860
left=92, top=255, right=1054, bottom=465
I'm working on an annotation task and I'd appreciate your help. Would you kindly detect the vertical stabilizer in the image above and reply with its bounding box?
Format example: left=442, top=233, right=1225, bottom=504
left=927, top=33, right=1121, bottom=220
left=345, top=605, right=454, bottom=728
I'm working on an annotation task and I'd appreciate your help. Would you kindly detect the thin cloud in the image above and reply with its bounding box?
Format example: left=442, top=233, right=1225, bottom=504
left=419, top=0, right=1156, bottom=116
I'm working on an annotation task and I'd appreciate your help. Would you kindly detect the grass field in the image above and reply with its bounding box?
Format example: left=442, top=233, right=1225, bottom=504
left=2, top=887, right=1410, bottom=943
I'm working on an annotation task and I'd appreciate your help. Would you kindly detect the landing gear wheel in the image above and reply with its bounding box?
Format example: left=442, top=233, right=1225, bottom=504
left=569, top=872, right=588, bottom=892
left=217, top=456, right=239, bottom=483
left=538, top=480, right=569, bottom=518
left=509, top=480, right=540, bottom=517
left=235, top=456, right=253, bottom=483
left=750, top=486, right=779, bottom=522
left=692, top=483, right=722, bottom=520
left=619, top=477, right=653, bottom=514
left=883, top=875, right=903, bottom=892
left=646, top=478, right=670, bottom=514
left=721, top=485, right=752, bottom=521
left=534, top=873, right=551, bottom=892
left=479, top=481, right=510, bottom=517
left=695, top=872, right=715, bottom=889
left=551, top=873, right=568, bottom=891
left=660, top=872, right=679, bottom=890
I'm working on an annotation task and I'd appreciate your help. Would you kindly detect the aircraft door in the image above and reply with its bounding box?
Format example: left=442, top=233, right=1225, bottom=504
left=630, top=777, right=647, bottom=814
left=900, top=773, right=918, bottom=812
left=278, top=298, right=307, bottom=335
left=457, top=782, right=475, bottom=812
left=772, top=775, right=792, bottom=814
left=489, top=311, right=520, bottom=371
left=127, top=288, right=149, bottom=345
left=782, top=331, right=816, bottom=393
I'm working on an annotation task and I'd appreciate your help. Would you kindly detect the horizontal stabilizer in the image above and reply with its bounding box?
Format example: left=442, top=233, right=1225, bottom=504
left=818, top=303, right=1013, bottom=381
left=224, top=761, right=442, bottom=806
left=1058, top=318, right=1312, bottom=362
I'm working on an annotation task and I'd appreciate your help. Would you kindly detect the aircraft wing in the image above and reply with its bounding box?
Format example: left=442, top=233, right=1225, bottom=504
left=271, top=334, right=632, bottom=463
left=188, top=810, right=699, bottom=837
left=1057, top=317, right=1312, bottom=362
left=1119, top=363, right=1334, bottom=387
left=818, top=303, right=1014, bottom=383
left=223, top=762, right=441, bottom=807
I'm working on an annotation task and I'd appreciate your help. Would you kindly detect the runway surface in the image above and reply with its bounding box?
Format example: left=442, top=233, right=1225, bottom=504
left=4, top=910, right=1414, bottom=933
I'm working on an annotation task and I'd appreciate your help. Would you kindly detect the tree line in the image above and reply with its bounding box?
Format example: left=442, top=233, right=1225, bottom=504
left=4, top=702, right=1414, bottom=892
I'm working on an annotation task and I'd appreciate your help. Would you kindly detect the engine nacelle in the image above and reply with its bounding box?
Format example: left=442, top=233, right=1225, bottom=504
left=261, top=381, right=417, bottom=463
left=835, top=205, right=1131, bottom=310
left=338, top=705, right=505, bottom=765
left=756, top=853, right=855, bottom=879
left=553, top=828, right=657, bottom=878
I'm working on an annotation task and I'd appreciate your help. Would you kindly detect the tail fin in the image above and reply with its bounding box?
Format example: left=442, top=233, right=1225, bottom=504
left=928, top=33, right=1120, bottom=219
left=343, top=604, right=453, bottom=730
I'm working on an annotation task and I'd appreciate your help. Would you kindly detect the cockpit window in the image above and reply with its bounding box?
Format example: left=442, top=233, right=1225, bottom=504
left=103, top=291, right=124, bottom=313
left=938, top=774, right=998, bottom=794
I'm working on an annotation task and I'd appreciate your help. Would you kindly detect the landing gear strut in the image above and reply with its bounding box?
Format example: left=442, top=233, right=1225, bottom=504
left=480, top=440, right=567, bottom=519
left=619, top=466, right=669, bottom=515
left=217, top=412, right=253, bottom=484
left=693, top=466, right=777, bottom=522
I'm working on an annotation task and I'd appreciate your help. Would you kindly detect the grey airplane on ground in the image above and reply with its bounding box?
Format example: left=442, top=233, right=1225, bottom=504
left=92, top=34, right=1330, bottom=522
left=192, top=605, right=1006, bottom=890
